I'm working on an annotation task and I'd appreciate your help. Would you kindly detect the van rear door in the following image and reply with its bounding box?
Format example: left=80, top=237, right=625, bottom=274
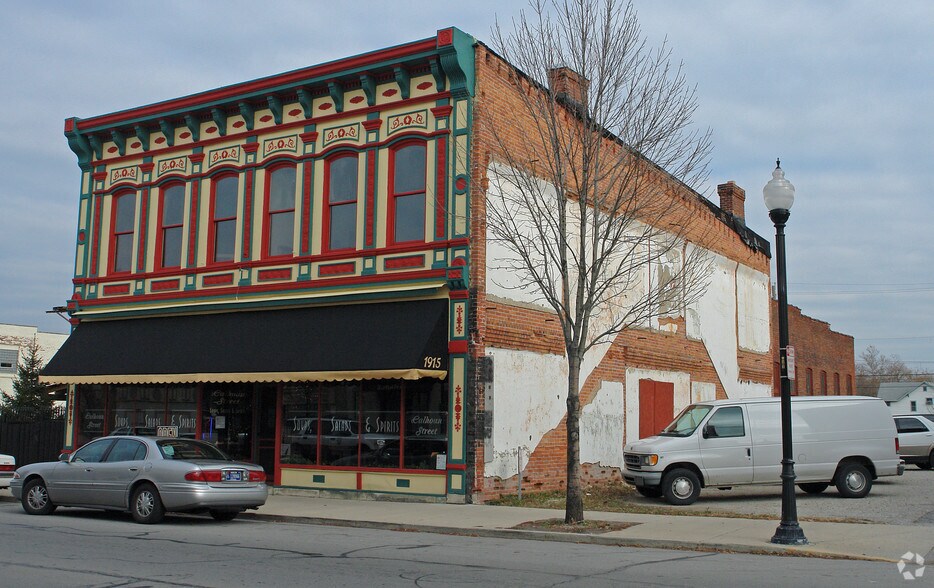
left=698, top=405, right=753, bottom=485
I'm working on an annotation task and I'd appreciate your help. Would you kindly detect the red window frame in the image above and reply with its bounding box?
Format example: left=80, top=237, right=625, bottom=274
left=110, top=191, right=136, bottom=275
left=262, top=164, right=297, bottom=259
left=805, top=368, right=813, bottom=394
left=820, top=371, right=827, bottom=394
left=833, top=372, right=840, bottom=394
left=154, top=182, right=185, bottom=270
left=387, top=141, right=427, bottom=245
left=208, top=174, right=239, bottom=264
left=323, top=154, right=358, bottom=252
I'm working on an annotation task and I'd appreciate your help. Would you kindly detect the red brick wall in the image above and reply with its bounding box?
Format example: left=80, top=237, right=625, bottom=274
left=770, top=300, right=856, bottom=395
left=467, top=46, right=773, bottom=500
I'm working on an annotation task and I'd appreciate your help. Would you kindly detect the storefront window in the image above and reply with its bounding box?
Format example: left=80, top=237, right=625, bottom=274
left=278, top=379, right=447, bottom=471
left=282, top=384, right=318, bottom=465
left=113, top=386, right=164, bottom=434
left=320, top=383, right=360, bottom=466
left=360, top=382, right=401, bottom=468
left=201, top=384, right=253, bottom=461
left=167, top=387, right=198, bottom=438
left=77, top=385, right=106, bottom=446
left=404, top=379, right=448, bottom=470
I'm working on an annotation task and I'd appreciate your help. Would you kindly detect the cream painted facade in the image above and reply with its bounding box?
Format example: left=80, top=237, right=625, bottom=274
left=0, top=324, right=68, bottom=398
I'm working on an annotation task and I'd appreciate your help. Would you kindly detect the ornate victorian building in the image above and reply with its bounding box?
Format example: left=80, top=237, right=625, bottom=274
left=45, top=28, right=782, bottom=502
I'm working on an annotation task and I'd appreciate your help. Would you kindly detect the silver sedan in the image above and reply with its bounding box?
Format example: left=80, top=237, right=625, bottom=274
left=10, top=436, right=267, bottom=523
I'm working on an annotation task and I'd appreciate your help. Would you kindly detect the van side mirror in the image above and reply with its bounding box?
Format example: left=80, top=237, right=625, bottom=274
left=702, top=425, right=717, bottom=439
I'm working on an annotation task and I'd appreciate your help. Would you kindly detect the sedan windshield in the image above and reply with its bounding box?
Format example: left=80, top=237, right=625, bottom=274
left=659, top=404, right=712, bottom=437
left=158, top=439, right=230, bottom=461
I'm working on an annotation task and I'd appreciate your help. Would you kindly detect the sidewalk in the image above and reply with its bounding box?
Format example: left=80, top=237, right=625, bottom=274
left=3, top=488, right=930, bottom=562
left=246, top=492, right=934, bottom=563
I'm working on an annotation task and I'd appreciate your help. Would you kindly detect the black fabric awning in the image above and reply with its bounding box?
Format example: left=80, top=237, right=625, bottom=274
left=42, top=298, right=448, bottom=385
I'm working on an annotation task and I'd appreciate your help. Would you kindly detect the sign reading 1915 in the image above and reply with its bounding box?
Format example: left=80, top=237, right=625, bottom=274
left=423, top=356, right=442, bottom=369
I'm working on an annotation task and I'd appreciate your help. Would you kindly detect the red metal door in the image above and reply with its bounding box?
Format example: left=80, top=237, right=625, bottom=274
left=639, top=379, right=674, bottom=439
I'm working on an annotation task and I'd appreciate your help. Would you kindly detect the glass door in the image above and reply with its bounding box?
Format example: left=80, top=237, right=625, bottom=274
left=202, top=384, right=254, bottom=462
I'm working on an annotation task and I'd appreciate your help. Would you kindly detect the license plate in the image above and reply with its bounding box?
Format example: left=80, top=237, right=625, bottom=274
left=223, top=470, right=243, bottom=482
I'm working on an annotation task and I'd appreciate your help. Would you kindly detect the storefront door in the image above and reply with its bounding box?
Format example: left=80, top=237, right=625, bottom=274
left=254, top=385, right=277, bottom=478
left=202, top=384, right=254, bottom=462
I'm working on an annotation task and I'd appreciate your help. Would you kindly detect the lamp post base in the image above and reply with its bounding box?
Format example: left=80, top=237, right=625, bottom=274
left=771, top=522, right=808, bottom=545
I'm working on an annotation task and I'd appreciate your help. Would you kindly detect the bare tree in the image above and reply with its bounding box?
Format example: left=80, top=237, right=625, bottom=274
left=487, top=0, right=715, bottom=523
left=856, top=345, right=913, bottom=396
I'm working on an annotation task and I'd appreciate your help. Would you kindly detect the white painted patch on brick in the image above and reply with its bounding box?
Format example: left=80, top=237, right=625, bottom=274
left=580, top=380, right=624, bottom=467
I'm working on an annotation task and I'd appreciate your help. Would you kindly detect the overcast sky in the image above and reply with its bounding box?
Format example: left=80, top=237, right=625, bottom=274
left=2, top=1, right=932, bottom=370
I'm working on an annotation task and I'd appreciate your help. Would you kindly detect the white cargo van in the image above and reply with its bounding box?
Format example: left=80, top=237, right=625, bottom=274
left=623, top=396, right=904, bottom=505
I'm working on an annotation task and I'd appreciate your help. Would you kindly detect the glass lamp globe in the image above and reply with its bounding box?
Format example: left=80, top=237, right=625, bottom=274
left=763, top=159, right=795, bottom=212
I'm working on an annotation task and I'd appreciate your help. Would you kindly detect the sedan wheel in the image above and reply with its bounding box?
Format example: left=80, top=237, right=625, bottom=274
left=22, top=478, right=56, bottom=515
left=918, top=452, right=933, bottom=470
left=131, top=483, right=166, bottom=524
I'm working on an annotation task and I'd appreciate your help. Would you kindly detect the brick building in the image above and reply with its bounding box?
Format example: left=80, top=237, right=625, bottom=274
left=770, top=301, right=856, bottom=396
left=44, top=28, right=777, bottom=503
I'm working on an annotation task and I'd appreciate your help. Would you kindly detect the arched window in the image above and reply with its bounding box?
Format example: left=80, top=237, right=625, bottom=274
left=265, top=166, right=297, bottom=257
left=325, top=154, right=358, bottom=251
left=389, top=142, right=426, bottom=244
left=111, top=192, right=136, bottom=274
left=210, top=175, right=239, bottom=263
left=157, top=183, right=185, bottom=269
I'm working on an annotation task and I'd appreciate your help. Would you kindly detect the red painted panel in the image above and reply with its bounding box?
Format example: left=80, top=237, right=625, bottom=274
left=242, top=170, right=253, bottom=259
left=435, top=136, right=446, bottom=238
left=365, top=151, right=376, bottom=247
left=203, top=273, right=234, bottom=286
left=638, top=380, right=674, bottom=439
left=137, top=188, right=149, bottom=272
left=188, top=181, right=200, bottom=267
left=103, top=283, right=130, bottom=296
left=318, top=262, right=356, bottom=276
left=151, top=279, right=180, bottom=291
left=257, top=268, right=292, bottom=281
left=384, top=255, right=424, bottom=270
left=301, top=163, right=312, bottom=255
left=91, top=196, right=102, bottom=276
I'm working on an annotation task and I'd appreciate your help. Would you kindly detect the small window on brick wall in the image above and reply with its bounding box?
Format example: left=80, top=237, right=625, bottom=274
left=0, top=349, right=18, bottom=374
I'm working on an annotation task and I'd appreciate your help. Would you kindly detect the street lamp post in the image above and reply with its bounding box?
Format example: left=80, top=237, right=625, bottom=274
left=764, top=159, right=808, bottom=546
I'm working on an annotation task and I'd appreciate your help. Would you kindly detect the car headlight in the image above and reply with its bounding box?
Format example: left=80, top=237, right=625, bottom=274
left=641, top=454, right=658, bottom=466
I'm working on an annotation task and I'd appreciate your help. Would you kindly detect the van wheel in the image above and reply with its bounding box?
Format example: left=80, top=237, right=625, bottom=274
left=22, top=478, right=57, bottom=515
left=131, top=483, right=165, bottom=524
left=661, top=468, right=701, bottom=505
left=834, top=463, right=872, bottom=498
left=636, top=486, right=663, bottom=498
left=798, top=483, right=829, bottom=494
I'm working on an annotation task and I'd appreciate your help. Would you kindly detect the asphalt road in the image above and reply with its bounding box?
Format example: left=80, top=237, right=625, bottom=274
left=0, top=503, right=915, bottom=587
left=652, top=467, right=934, bottom=525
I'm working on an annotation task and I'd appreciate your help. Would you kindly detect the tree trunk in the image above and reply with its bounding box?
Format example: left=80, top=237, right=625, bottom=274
left=565, top=352, right=584, bottom=523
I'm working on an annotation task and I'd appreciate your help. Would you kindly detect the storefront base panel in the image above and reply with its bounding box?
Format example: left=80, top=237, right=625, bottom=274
left=272, top=485, right=448, bottom=503
left=360, top=472, right=446, bottom=496
left=280, top=468, right=357, bottom=490
left=278, top=468, right=447, bottom=497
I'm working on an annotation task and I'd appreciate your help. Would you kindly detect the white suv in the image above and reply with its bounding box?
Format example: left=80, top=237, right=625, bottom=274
left=893, top=414, right=934, bottom=470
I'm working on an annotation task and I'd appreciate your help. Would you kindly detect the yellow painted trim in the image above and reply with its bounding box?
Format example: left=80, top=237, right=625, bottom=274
left=280, top=468, right=357, bottom=490
left=360, top=471, right=446, bottom=495
left=41, top=368, right=447, bottom=386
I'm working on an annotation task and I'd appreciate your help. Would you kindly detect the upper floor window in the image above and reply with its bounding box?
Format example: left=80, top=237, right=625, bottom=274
left=805, top=368, right=813, bottom=394
left=0, top=348, right=17, bottom=374
left=820, top=370, right=827, bottom=394
left=265, top=166, right=296, bottom=257
left=833, top=372, right=840, bottom=394
left=157, top=184, right=185, bottom=269
left=210, top=175, right=238, bottom=263
left=325, top=155, right=358, bottom=251
left=389, top=143, right=426, bottom=244
left=111, top=192, right=136, bottom=274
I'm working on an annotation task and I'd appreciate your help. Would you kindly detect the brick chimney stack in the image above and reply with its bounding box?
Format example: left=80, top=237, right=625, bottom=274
left=717, top=181, right=746, bottom=220
left=547, top=67, right=589, bottom=106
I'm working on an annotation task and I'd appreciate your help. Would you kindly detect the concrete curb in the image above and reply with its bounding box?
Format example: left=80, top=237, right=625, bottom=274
left=238, top=512, right=890, bottom=562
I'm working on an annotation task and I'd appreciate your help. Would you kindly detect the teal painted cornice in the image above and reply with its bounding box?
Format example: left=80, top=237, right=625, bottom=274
left=211, top=108, right=227, bottom=136
left=158, top=119, right=175, bottom=146
left=87, top=135, right=103, bottom=160
left=394, top=66, right=410, bottom=100
left=110, top=129, right=126, bottom=156
left=327, top=81, right=344, bottom=113
left=438, top=28, right=476, bottom=98
left=65, top=118, right=93, bottom=169
left=134, top=124, right=150, bottom=151
left=360, top=74, right=377, bottom=106
left=238, top=102, right=255, bottom=131
left=184, top=114, right=201, bottom=142
left=296, top=87, right=313, bottom=119
left=267, top=95, right=283, bottom=124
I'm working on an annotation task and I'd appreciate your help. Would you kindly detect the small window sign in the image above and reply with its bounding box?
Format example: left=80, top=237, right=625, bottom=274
left=156, top=425, right=179, bottom=438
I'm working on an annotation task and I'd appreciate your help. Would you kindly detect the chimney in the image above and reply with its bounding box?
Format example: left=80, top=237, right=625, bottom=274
left=547, top=67, right=589, bottom=106
left=717, top=181, right=746, bottom=220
